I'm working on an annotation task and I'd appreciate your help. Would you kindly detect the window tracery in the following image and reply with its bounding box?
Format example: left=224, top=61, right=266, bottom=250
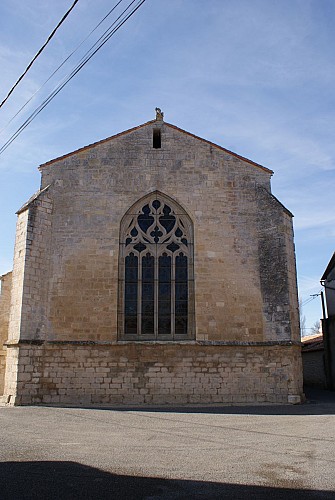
left=118, top=192, right=194, bottom=340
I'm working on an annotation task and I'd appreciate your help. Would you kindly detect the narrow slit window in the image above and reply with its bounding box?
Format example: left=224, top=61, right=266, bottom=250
left=153, top=128, right=161, bottom=149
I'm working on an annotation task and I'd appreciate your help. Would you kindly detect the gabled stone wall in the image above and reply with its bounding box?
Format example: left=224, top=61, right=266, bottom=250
left=3, top=119, right=303, bottom=405
left=34, top=121, right=277, bottom=343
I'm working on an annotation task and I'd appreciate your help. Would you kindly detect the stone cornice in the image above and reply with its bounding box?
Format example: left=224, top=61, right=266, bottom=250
left=5, top=339, right=301, bottom=347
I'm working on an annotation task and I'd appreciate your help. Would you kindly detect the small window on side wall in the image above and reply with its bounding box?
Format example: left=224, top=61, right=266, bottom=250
left=153, top=128, right=161, bottom=148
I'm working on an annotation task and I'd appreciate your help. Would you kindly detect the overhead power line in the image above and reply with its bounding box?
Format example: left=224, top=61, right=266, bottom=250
left=0, top=0, right=125, bottom=136
left=0, top=0, right=146, bottom=156
left=0, top=0, right=79, bottom=110
left=301, top=294, right=320, bottom=307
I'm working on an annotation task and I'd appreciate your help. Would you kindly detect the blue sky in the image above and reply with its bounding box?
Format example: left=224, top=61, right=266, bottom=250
left=0, top=0, right=334, bottom=332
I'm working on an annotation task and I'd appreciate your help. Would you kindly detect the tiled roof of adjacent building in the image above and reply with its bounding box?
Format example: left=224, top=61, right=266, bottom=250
left=301, top=333, right=324, bottom=352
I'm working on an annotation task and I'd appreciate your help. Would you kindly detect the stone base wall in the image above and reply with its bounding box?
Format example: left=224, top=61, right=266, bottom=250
left=0, top=348, right=6, bottom=396
left=2, top=347, right=19, bottom=404
left=4, top=342, right=303, bottom=406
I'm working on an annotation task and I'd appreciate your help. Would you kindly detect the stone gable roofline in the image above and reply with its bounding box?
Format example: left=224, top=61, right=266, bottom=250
left=16, top=185, right=51, bottom=215
left=257, top=186, right=294, bottom=218
left=39, top=120, right=274, bottom=175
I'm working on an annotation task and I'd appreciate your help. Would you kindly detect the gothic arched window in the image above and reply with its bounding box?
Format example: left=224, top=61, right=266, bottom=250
left=118, top=192, right=194, bottom=340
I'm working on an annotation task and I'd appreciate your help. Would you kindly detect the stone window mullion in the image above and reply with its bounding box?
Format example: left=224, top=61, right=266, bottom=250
left=138, top=251, right=142, bottom=336
left=171, top=254, right=176, bottom=339
left=154, top=239, right=159, bottom=338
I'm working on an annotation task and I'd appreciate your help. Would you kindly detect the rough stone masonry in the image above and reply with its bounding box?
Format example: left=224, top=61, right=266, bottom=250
left=0, top=111, right=303, bottom=405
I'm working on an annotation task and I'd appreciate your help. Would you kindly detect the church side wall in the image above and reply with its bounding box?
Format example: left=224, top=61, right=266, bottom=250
left=283, top=212, right=300, bottom=342
left=6, top=123, right=303, bottom=405
left=4, top=211, right=29, bottom=399
left=7, top=210, right=29, bottom=343
left=257, top=188, right=298, bottom=341
left=0, top=272, right=12, bottom=395
left=4, top=194, right=53, bottom=400
left=9, top=343, right=302, bottom=406
left=17, top=193, right=53, bottom=341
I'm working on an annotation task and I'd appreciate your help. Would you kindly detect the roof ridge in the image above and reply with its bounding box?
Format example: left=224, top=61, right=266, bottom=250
left=39, top=119, right=273, bottom=175
left=164, top=122, right=273, bottom=174
left=39, top=120, right=156, bottom=168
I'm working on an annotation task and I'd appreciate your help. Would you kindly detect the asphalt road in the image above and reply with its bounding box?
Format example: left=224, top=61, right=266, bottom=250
left=0, top=388, right=334, bottom=499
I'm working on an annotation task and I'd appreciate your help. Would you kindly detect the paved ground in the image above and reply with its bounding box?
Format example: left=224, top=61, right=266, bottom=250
left=0, top=388, right=335, bottom=499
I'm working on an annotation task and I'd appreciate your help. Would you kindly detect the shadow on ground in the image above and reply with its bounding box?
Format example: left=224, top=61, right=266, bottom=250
left=35, top=387, right=335, bottom=416
left=0, top=461, right=333, bottom=500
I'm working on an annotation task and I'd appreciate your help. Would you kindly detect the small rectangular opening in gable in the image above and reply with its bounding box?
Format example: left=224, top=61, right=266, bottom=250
left=153, top=128, right=161, bottom=149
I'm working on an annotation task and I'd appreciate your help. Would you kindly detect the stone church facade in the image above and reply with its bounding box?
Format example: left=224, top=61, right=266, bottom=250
left=0, top=111, right=303, bottom=405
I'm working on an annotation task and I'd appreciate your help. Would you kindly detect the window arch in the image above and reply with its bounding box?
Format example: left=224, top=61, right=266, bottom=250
left=118, top=192, right=194, bottom=340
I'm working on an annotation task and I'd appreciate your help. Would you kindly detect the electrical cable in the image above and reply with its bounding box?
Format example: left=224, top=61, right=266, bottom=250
left=0, top=0, right=146, bottom=156
left=0, top=0, right=141, bottom=153
left=0, top=0, right=125, bottom=136
left=0, top=0, right=79, bottom=110
left=301, top=292, right=322, bottom=308
left=301, top=296, right=317, bottom=307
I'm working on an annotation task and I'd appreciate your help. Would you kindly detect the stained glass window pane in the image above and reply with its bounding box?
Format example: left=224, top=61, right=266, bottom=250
left=159, top=214, right=176, bottom=233
left=175, top=254, right=188, bottom=335
left=167, top=242, right=179, bottom=253
left=175, top=316, right=188, bottom=335
left=159, top=283, right=170, bottom=299
left=125, top=300, right=137, bottom=316
left=158, top=254, right=171, bottom=335
left=141, top=254, right=154, bottom=334
left=176, top=283, right=188, bottom=301
left=159, top=301, right=170, bottom=316
left=142, top=301, right=154, bottom=315
left=175, top=301, right=188, bottom=315
left=125, top=254, right=138, bottom=283
left=175, top=267, right=187, bottom=282
left=158, top=267, right=170, bottom=282
left=142, top=316, right=154, bottom=334
left=125, top=316, right=137, bottom=334
left=152, top=199, right=161, bottom=210
left=138, top=215, right=154, bottom=233
left=142, top=254, right=154, bottom=282
left=150, top=226, right=163, bottom=243
left=125, top=283, right=137, bottom=301
left=124, top=254, right=138, bottom=334
left=158, top=316, right=171, bottom=335
left=134, top=242, right=146, bottom=253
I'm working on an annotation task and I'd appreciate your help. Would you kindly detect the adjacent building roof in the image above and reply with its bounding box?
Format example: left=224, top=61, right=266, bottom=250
left=321, top=252, right=335, bottom=281
left=301, top=333, right=324, bottom=353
